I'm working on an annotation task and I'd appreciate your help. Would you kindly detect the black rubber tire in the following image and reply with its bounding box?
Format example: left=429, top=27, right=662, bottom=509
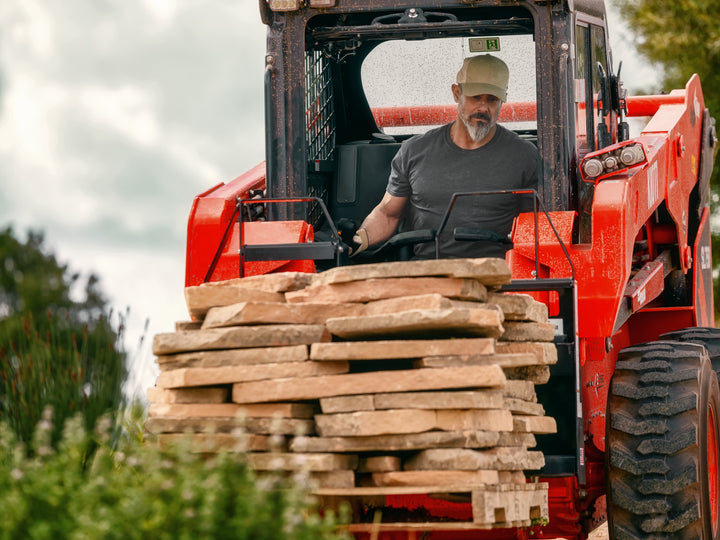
left=661, top=327, right=720, bottom=382
left=606, top=340, right=720, bottom=539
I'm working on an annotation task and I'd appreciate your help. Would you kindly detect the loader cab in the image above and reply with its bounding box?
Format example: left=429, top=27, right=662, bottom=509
left=260, top=0, right=618, bottom=253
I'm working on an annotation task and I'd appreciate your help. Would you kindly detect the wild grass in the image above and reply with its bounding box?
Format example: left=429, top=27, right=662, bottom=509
left=0, top=411, right=350, bottom=540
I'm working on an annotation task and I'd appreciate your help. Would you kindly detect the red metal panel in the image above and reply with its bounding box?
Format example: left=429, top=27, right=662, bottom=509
left=185, top=162, right=266, bottom=287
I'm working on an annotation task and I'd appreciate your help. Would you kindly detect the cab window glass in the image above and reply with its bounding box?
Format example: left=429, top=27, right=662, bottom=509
left=361, top=34, right=537, bottom=137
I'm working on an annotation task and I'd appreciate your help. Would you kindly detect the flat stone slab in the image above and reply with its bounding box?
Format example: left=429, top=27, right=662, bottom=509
left=503, top=398, right=545, bottom=416
left=501, top=322, right=556, bottom=342
left=495, top=342, right=558, bottom=365
left=155, top=433, right=271, bottom=452
left=231, top=364, right=506, bottom=403
left=415, top=353, right=540, bottom=369
left=504, top=365, right=551, bottom=385
left=147, top=387, right=229, bottom=404
left=155, top=345, right=309, bottom=370
left=487, top=292, right=548, bottom=322
left=202, top=301, right=363, bottom=329
left=368, top=470, right=502, bottom=488
left=513, top=415, right=557, bottom=434
left=207, top=272, right=314, bottom=293
left=310, top=338, right=494, bottom=361
left=313, top=258, right=511, bottom=287
left=156, top=360, right=348, bottom=389
left=153, top=324, right=330, bottom=355
left=247, top=453, right=358, bottom=472
left=362, top=294, right=484, bottom=317
left=502, top=380, right=537, bottom=402
left=290, top=431, right=502, bottom=453
left=144, top=416, right=314, bottom=435
left=326, top=307, right=504, bottom=340
left=309, top=470, right=356, bottom=489
left=148, top=401, right=317, bottom=419
left=319, top=390, right=504, bottom=413
left=314, top=408, right=513, bottom=437
left=358, top=456, right=402, bottom=473
left=185, top=286, right=285, bottom=320
left=286, top=277, right=487, bottom=304
left=404, top=448, right=545, bottom=471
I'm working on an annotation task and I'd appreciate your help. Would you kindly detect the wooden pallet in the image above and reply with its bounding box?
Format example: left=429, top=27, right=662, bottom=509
left=317, top=482, right=549, bottom=530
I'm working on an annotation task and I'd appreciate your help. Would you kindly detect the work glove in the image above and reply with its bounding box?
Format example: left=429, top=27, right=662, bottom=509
left=349, top=228, right=369, bottom=257
left=336, top=218, right=369, bottom=257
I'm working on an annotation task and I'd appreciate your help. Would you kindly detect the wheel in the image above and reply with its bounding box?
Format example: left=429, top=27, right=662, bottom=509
left=661, top=327, right=720, bottom=382
left=606, top=340, right=720, bottom=539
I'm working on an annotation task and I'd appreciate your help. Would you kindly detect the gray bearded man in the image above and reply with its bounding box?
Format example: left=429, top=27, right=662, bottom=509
left=352, top=54, right=538, bottom=259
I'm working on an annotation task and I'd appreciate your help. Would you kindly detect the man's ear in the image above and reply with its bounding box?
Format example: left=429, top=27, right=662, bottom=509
left=451, top=84, right=461, bottom=103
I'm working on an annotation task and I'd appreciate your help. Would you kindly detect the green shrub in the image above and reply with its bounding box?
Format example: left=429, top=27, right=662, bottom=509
left=0, top=312, right=127, bottom=449
left=0, top=412, right=351, bottom=540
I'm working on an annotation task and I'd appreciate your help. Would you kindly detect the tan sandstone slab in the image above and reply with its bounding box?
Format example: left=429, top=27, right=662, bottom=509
left=309, top=470, right=356, bottom=489
left=416, top=353, right=540, bottom=369
left=148, top=402, right=317, bottom=419
left=155, top=345, right=309, bottom=370
left=144, top=416, right=314, bottom=435
left=487, top=292, right=548, bottom=322
left=361, top=294, right=489, bottom=317
left=513, top=415, right=558, bottom=434
left=290, top=431, right=501, bottom=453
left=504, top=365, right=551, bottom=385
left=201, top=301, right=363, bottom=329
left=503, top=398, right=545, bottom=416
left=156, top=360, right=348, bottom=389
left=503, top=380, right=537, bottom=402
left=315, top=408, right=513, bottom=437
left=404, top=448, right=545, bottom=472
left=495, top=342, right=558, bottom=365
left=313, top=258, right=511, bottom=287
left=207, top=272, right=314, bottom=292
left=373, top=390, right=504, bottom=410
left=368, top=470, right=501, bottom=488
left=232, top=364, right=506, bottom=403
left=153, top=324, right=329, bottom=355
left=286, top=277, right=487, bottom=304
left=501, top=322, right=556, bottom=342
left=185, top=286, right=285, bottom=320
left=320, top=395, right=376, bottom=413
left=358, top=456, right=402, bottom=473
left=310, top=338, right=494, bottom=361
left=155, top=433, right=271, bottom=452
left=147, top=386, right=228, bottom=404
left=325, top=307, right=504, bottom=340
left=248, top=452, right=358, bottom=472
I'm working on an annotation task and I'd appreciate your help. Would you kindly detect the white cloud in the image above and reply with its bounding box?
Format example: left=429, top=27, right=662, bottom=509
left=80, top=84, right=161, bottom=147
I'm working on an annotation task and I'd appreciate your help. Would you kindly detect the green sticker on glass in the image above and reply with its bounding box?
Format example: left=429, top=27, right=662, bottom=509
left=468, top=37, right=501, bottom=52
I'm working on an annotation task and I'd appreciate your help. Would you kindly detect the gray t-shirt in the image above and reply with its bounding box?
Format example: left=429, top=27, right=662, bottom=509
left=387, top=123, right=538, bottom=259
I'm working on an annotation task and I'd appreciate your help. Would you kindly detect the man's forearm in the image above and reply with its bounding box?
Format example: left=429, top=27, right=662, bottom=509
left=359, top=209, right=401, bottom=247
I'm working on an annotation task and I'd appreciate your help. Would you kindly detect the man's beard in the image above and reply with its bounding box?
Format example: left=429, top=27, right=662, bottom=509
left=460, top=111, right=496, bottom=143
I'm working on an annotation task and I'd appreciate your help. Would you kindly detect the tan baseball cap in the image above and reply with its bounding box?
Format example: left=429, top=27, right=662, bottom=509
left=456, top=55, right=509, bottom=101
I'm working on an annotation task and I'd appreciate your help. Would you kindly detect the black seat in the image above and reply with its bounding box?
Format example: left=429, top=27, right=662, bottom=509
left=330, top=140, right=401, bottom=226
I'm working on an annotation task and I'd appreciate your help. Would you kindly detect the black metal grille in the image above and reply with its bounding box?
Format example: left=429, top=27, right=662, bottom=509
left=305, top=49, right=335, bottom=161
left=305, top=49, right=334, bottom=226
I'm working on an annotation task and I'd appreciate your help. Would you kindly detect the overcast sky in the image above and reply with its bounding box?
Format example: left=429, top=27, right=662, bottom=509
left=0, top=1, right=659, bottom=399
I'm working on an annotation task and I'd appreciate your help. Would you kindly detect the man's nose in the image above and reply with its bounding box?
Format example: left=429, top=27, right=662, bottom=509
left=474, top=97, right=490, bottom=112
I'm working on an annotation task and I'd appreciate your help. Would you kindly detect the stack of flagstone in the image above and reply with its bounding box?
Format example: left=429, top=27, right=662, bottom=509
left=147, top=258, right=557, bottom=528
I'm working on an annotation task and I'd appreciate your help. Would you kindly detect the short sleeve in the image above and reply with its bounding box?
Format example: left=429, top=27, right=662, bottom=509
left=386, top=143, right=412, bottom=198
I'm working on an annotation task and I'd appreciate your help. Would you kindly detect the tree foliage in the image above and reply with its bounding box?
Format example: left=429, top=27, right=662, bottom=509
left=613, top=0, right=720, bottom=104
left=0, top=226, right=127, bottom=447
